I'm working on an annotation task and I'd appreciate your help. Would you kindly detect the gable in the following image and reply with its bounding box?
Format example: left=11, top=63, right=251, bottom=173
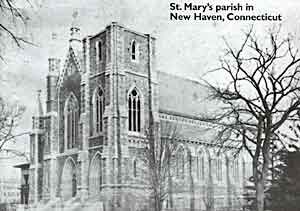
left=58, top=46, right=82, bottom=87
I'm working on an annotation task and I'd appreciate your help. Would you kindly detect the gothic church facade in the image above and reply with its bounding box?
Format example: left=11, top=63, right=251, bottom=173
left=27, top=22, right=250, bottom=211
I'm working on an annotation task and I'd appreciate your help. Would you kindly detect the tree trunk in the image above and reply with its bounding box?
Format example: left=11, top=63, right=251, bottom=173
left=256, top=179, right=264, bottom=211
left=168, top=157, right=173, bottom=208
left=254, top=115, right=272, bottom=211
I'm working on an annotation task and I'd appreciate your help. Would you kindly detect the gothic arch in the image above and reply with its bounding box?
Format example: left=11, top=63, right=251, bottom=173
left=130, top=40, right=139, bottom=61
left=215, top=150, right=226, bottom=183
left=196, top=147, right=209, bottom=182
left=127, top=87, right=144, bottom=133
left=64, top=92, right=79, bottom=150
left=132, top=157, right=138, bottom=178
left=61, top=157, right=77, bottom=200
left=175, top=144, right=187, bottom=179
left=64, top=92, right=79, bottom=113
left=89, top=152, right=102, bottom=197
left=92, top=86, right=105, bottom=134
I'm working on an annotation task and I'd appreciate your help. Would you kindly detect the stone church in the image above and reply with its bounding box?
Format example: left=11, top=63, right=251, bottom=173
left=24, top=21, right=251, bottom=211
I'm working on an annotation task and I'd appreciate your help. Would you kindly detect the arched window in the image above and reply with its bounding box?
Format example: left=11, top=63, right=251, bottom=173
left=89, top=153, right=102, bottom=197
left=93, top=87, right=104, bottom=134
left=128, top=88, right=141, bottom=132
left=97, top=41, right=102, bottom=62
left=176, top=147, right=185, bottom=179
left=197, top=151, right=205, bottom=180
left=233, top=159, right=239, bottom=179
left=65, top=93, right=79, bottom=149
left=133, top=159, right=137, bottom=177
left=131, top=40, right=138, bottom=61
left=61, top=157, right=77, bottom=200
left=216, top=157, right=222, bottom=181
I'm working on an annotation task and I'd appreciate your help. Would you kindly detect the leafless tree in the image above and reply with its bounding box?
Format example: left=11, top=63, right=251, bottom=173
left=0, top=96, right=27, bottom=159
left=202, top=26, right=300, bottom=211
left=139, top=121, right=179, bottom=211
left=0, top=0, right=33, bottom=60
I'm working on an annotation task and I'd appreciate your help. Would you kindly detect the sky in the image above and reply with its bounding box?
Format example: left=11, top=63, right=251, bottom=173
left=1, top=0, right=300, bottom=160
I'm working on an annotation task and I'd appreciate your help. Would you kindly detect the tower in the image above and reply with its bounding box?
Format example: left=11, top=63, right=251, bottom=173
left=29, top=90, right=44, bottom=204
left=81, top=22, right=158, bottom=209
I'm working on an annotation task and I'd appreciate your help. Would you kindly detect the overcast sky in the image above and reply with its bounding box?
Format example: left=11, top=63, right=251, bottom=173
left=1, top=0, right=300, bottom=157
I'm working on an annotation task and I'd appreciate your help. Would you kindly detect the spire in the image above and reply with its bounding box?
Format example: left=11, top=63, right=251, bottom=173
left=35, top=90, right=44, bottom=117
left=48, top=32, right=60, bottom=75
left=48, top=31, right=59, bottom=58
left=69, top=10, right=81, bottom=50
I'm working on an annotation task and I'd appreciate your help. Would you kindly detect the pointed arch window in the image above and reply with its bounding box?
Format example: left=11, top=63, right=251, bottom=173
left=96, top=41, right=102, bottom=62
left=89, top=154, right=102, bottom=196
left=133, top=159, right=137, bottom=177
left=233, top=159, right=239, bottom=179
left=93, top=87, right=105, bottom=134
left=128, top=88, right=141, bottom=132
left=197, top=152, right=205, bottom=180
left=65, top=93, right=79, bottom=149
left=216, top=157, right=222, bottom=181
left=131, top=40, right=139, bottom=61
left=97, top=41, right=102, bottom=61
left=176, top=147, right=185, bottom=179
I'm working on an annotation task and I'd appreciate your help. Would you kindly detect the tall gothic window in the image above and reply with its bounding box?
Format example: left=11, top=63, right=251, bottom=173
left=197, top=152, right=205, bottom=181
left=65, top=93, right=78, bottom=149
left=216, top=157, right=222, bottom=181
left=131, top=40, right=139, bottom=61
left=96, top=41, right=102, bottom=62
left=93, top=87, right=104, bottom=134
left=133, top=159, right=137, bottom=177
left=176, top=147, right=185, bottom=179
left=128, top=88, right=141, bottom=132
left=131, top=40, right=136, bottom=60
left=233, top=159, right=239, bottom=179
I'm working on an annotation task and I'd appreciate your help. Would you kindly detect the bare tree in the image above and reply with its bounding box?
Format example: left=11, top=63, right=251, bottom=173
left=139, top=122, right=179, bottom=211
left=0, top=96, right=27, bottom=158
left=202, top=26, right=300, bottom=211
left=0, top=0, right=33, bottom=60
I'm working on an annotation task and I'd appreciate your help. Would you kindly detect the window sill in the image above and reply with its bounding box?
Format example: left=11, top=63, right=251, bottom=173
left=89, top=133, right=104, bottom=139
left=128, top=131, right=145, bottom=138
left=130, top=59, right=139, bottom=64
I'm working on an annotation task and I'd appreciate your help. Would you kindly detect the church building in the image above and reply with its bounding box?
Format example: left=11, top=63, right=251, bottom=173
left=25, top=21, right=250, bottom=211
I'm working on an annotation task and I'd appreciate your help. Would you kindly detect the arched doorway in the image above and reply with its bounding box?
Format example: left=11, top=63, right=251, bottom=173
left=89, top=153, right=102, bottom=198
left=61, top=157, right=77, bottom=200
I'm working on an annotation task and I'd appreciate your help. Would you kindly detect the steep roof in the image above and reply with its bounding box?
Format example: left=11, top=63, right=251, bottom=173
left=57, top=46, right=82, bottom=88
left=158, top=71, right=215, bottom=118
